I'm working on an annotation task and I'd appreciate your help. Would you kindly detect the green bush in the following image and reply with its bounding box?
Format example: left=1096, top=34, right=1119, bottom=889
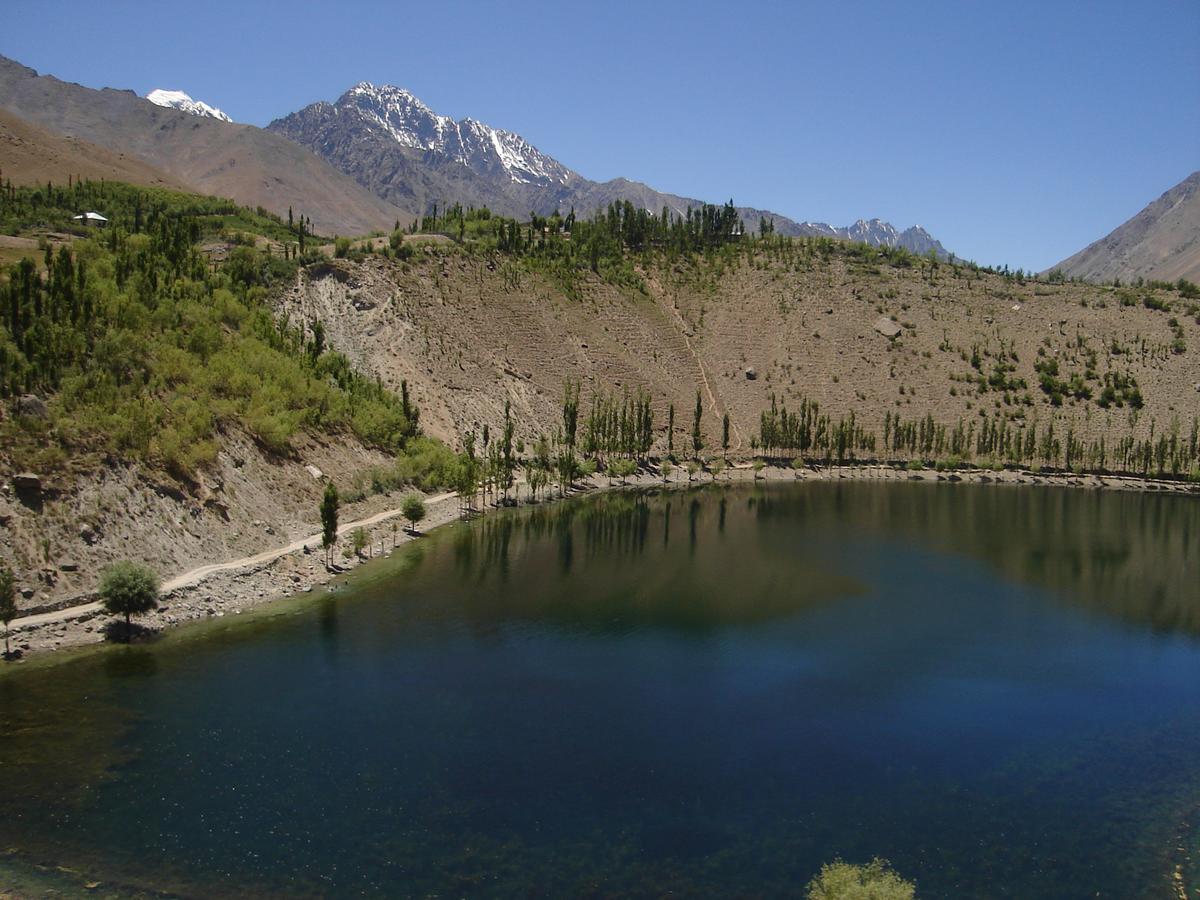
left=806, top=858, right=915, bottom=900
left=402, top=493, right=427, bottom=531
left=393, top=437, right=459, bottom=491
left=99, top=561, right=160, bottom=628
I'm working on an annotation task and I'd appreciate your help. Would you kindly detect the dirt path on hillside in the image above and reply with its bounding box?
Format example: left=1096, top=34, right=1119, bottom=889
left=654, top=290, right=746, bottom=450
left=13, top=491, right=457, bottom=630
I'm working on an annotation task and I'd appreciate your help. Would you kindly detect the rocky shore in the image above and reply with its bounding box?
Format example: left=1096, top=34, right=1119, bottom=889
left=4, top=462, right=1196, bottom=662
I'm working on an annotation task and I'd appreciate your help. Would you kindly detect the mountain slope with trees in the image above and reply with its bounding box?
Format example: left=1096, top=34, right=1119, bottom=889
left=1052, top=171, right=1200, bottom=284
left=0, top=179, right=444, bottom=616
left=284, top=205, right=1198, bottom=480
left=0, top=55, right=409, bottom=237
left=2, top=184, right=1197, bottom=622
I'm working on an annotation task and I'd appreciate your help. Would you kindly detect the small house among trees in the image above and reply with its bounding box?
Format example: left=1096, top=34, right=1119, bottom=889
left=71, top=212, right=108, bottom=227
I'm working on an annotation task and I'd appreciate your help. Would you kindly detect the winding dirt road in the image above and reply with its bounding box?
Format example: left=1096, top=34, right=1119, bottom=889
left=13, top=491, right=458, bottom=630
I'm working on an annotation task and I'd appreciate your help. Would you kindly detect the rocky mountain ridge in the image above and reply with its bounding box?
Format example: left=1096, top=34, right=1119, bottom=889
left=0, top=55, right=407, bottom=236
left=269, top=81, right=951, bottom=256
left=1052, top=171, right=1200, bottom=284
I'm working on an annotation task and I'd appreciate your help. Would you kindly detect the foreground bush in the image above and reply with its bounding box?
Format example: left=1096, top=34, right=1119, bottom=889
left=806, top=858, right=916, bottom=900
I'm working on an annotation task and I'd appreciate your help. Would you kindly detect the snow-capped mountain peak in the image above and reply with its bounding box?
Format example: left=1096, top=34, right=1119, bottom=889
left=145, top=89, right=232, bottom=123
left=267, top=83, right=952, bottom=258
left=335, top=82, right=571, bottom=186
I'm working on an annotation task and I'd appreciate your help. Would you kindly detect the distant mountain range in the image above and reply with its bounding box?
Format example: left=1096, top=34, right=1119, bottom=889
left=267, top=81, right=950, bottom=255
left=0, top=55, right=406, bottom=236
left=145, top=88, right=232, bottom=123
left=1051, top=171, right=1200, bottom=284
left=0, top=53, right=951, bottom=255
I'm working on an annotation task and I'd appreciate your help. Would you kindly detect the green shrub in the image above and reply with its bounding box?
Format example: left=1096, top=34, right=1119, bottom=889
left=393, top=437, right=459, bottom=491
left=402, top=494, right=427, bottom=531
left=99, top=561, right=160, bottom=628
left=806, top=858, right=915, bottom=900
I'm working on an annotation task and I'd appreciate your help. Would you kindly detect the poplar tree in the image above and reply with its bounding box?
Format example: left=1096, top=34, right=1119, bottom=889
left=320, top=483, right=339, bottom=567
left=562, top=380, right=580, bottom=451
left=0, top=567, right=15, bottom=657
left=501, top=400, right=515, bottom=500
left=692, top=391, right=704, bottom=456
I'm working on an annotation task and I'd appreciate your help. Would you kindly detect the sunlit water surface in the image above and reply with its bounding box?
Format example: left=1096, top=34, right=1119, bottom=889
left=1, top=482, right=1199, bottom=898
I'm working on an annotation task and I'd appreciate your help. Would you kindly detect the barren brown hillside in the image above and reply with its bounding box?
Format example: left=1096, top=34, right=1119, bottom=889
left=280, top=244, right=1200, bottom=458
left=0, top=108, right=187, bottom=190
left=0, top=56, right=409, bottom=237
left=3, top=236, right=1197, bottom=621
left=1054, top=171, right=1200, bottom=284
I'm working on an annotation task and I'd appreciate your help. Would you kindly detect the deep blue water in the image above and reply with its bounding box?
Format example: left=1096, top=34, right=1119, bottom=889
left=1, top=482, right=1198, bottom=897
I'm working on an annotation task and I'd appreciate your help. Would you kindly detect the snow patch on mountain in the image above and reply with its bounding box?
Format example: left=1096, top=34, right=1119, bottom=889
left=146, top=89, right=232, bottom=123
left=341, top=82, right=571, bottom=186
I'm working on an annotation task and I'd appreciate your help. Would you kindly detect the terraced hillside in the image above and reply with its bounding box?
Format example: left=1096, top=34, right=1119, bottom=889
left=282, top=240, right=1200, bottom=468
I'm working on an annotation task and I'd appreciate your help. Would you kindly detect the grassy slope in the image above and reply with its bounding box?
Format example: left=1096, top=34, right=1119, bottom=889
left=0, top=182, right=446, bottom=610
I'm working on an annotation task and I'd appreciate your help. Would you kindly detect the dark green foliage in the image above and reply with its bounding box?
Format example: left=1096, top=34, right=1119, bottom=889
left=555, top=451, right=578, bottom=495
left=402, top=493, right=427, bottom=532
left=417, top=199, right=746, bottom=297
left=561, top=379, right=580, bottom=451
left=99, top=560, right=159, bottom=628
left=692, top=390, right=704, bottom=456
left=0, top=567, right=15, bottom=656
left=0, top=179, right=300, bottom=243
left=761, top=393, right=876, bottom=463
left=581, top=389, right=653, bottom=462
left=320, top=483, right=339, bottom=567
left=1032, top=358, right=1090, bottom=405
left=1097, top=372, right=1143, bottom=409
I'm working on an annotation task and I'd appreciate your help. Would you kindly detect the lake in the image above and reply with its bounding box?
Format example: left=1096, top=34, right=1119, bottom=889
left=1, top=481, right=1198, bottom=898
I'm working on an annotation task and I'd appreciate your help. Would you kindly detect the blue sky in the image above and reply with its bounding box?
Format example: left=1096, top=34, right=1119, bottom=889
left=2, top=0, right=1197, bottom=270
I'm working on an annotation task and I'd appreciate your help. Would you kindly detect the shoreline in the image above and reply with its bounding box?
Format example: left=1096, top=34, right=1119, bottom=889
left=4, top=461, right=1197, bottom=663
